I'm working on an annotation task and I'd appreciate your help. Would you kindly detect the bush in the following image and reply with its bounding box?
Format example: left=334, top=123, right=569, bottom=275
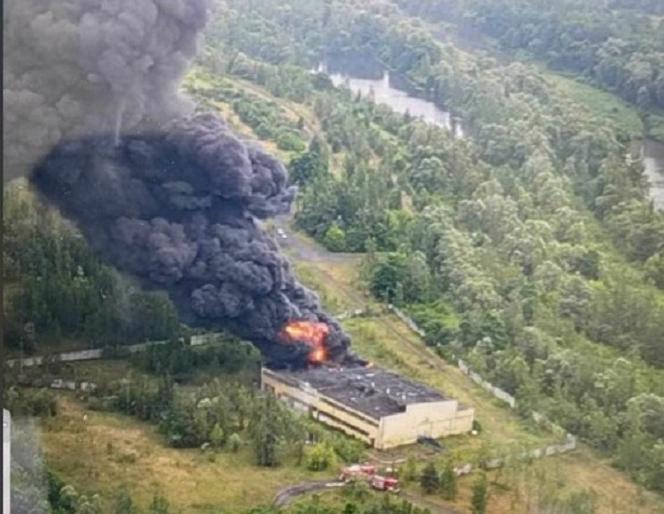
left=210, top=423, right=225, bottom=449
left=329, top=434, right=364, bottom=463
left=276, top=131, right=306, bottom=152
left=5, top=387, right=57, bottom=417
left=408, top=301, right=459, bottom=347
left=440, top=462, right=457, bottom=500
left=228, top=432, right=243, bottom=452
left=304, top=443, right=337, bottom=471
left=420, top=462, right=439, bottom=494
left=471, top=474, right=488, bottom=514
left=322, top=223, right=347, bottom=252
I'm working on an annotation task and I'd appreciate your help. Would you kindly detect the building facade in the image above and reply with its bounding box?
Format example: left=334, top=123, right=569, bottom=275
left=262, top=366, right=474, bottom=449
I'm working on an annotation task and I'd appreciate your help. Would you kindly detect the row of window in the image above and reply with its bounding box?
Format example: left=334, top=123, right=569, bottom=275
left=320, top=397, right=379, bottom=427
left=314, top=409, right=374, bottom=443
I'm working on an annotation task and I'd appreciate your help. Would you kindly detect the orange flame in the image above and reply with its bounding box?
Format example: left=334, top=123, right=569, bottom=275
left=278, top=320, right=330, bottom=364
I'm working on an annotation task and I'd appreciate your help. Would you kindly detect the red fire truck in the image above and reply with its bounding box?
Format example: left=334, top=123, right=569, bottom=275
left=338, top=463, right=377, bottom=481
left=339, top=464, right=400, bottom=493
left=369, top=474, right=400, bottom=493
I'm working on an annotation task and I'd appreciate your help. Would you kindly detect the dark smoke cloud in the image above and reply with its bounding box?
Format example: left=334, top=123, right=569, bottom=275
left=32, top=115, right=353, bottom=367
left=4, top=0, right=208, bottom=181
left=6, top=0, right=357, bottom=367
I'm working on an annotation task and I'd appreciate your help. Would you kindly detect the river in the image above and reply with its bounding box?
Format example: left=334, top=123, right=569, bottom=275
left=317, top=56, right=664, bottom=209
left=317, top=57, right=463, bottom=138
left=639, top=139, right=664, bottom=211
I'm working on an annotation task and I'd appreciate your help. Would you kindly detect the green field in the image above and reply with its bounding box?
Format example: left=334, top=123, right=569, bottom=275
left=546, top=73, right=645, bottom=138
left=42, top=395, right=315, bottom=513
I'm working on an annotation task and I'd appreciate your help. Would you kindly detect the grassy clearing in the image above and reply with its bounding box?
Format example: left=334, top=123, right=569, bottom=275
left=344, top=316, right=548, bottom=450
left=524, top=58, right=664, bottom=143
left=545, top=73, right=645, bottom=138
left=42, top=395, right=315, bottom=514
left=426, top=15, right=659, bottom=143
left=291, top=255, right=553, bottom=458
left=183, top=70, right=296, bottom=162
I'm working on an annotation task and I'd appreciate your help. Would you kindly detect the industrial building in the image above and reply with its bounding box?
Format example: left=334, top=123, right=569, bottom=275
left=261, top=366, right=474, bottom=449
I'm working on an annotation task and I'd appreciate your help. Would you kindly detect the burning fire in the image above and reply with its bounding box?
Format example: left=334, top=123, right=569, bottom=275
left=278, top=320, right=330, bottom=364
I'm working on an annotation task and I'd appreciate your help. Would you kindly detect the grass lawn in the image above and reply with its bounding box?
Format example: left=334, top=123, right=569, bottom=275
left=545, top=73, right=645, bottom=139
left=41, top=395, right=317, bottom=514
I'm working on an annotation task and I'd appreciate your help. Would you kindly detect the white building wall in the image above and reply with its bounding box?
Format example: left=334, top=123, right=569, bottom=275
left=376, top=401, right=474, bottom=449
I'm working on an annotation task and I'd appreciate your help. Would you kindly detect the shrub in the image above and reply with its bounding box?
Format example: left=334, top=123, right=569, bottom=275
left=228, top=433, right=243, bottom=452
left=322, top=223, right=347, bottom=252
left=304, top=443, right=337, bottom=471
left=420, top=462, right=439, bottom=494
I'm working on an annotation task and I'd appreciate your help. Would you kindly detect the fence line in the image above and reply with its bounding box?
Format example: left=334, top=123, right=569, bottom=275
left=16, top=376, right=98, bottom=393
left=458, top=359, right=517, bottom=409
left=387, top=305, right=427, bottom=338
left=5, top=339, right=173, bottom=369
left=454, top=433, right=577, bottom=477
left=384, top=304, right=578, bottom=449
left=336, top=308, right=370, bottom=321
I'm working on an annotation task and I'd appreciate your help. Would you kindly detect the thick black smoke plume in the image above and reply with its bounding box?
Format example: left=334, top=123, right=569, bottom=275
left=31, top=115, right=354, bottom=368
left=6, top=0, right=356, bottom=368
left=4, top=0, right=208, bottom=181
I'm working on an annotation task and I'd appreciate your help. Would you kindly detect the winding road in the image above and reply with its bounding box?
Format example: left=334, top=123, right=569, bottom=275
left=272, top=479, right=464, bottom=514
left=273, top=481, right=346, bottom=507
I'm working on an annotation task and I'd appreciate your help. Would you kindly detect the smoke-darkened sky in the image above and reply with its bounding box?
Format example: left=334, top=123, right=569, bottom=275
left=4, top=0, right=208, bottom=181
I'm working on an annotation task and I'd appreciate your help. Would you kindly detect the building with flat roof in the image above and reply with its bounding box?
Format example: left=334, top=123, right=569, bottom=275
left=261, top=366, right=474, bottom=449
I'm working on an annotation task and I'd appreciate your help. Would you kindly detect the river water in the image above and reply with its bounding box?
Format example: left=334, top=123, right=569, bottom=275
left=639, top=139, right=664, bottom=211
left=317, top=56, right=663, bottom=209
left=317, top=58, right=463, bottom=138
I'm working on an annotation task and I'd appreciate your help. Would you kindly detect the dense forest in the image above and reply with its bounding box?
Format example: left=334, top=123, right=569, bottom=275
left=2, top=181, right=181, bottom=352
left=203, top=0, right=664, bottom=493
left=392, top=0, right=664, bottom=116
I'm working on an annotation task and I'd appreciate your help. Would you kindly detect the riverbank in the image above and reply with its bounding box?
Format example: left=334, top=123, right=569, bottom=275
left=316, top=52, right=664, bottom=210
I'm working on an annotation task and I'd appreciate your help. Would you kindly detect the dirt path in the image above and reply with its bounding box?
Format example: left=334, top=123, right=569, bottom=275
left=273, top=481, right=345, bottom=507
left=275, top=215, right=361, bottom=265
left=272, top=480, right=463, bottom=514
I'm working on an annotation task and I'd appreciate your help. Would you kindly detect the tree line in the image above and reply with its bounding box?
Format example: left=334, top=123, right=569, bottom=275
left=393, top=0, right=664, bottom=114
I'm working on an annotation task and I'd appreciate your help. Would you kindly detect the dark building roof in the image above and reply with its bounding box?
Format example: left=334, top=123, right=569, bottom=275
left=272, top=366, right=447, bottom=420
